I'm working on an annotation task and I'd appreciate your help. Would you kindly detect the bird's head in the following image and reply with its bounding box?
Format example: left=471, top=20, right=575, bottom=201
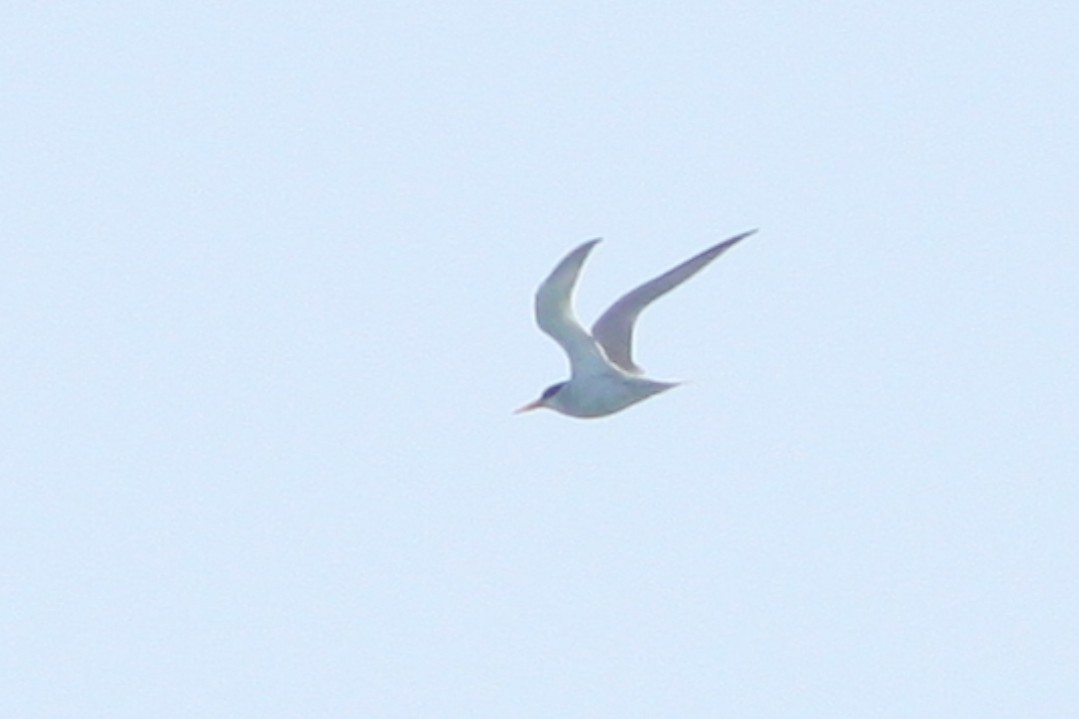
left=514, top=381, right=566, bottom=414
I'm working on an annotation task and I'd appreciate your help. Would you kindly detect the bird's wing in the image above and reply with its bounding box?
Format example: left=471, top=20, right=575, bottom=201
left=591, top=229, right=757, bottom=373
left=534, top=238, right=614, bottom=379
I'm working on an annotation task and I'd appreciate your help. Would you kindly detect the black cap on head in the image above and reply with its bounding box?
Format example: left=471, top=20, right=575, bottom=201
left=540, top=382, right=565, bottom=401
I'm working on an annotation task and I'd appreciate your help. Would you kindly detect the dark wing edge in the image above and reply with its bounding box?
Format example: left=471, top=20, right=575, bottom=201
left=591, top=229, right=756, bottom=373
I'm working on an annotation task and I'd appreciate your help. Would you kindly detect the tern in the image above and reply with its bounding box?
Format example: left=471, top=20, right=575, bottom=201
left=516, top=229, right=756, bottom=418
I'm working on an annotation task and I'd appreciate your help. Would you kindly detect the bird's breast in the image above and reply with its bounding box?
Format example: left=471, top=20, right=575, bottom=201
left=555, top=374, right=678, bottom=418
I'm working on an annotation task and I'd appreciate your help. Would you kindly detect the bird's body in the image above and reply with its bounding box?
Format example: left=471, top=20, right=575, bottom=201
left=517, top=230, right=755, bottom=418
left=536, top=373, right=679, bottom=418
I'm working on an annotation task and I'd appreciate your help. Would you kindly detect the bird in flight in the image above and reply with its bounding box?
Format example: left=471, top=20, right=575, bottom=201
left=516, top=230, right=756, bottom=418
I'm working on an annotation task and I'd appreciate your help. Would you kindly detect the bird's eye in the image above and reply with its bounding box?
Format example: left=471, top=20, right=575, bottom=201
left=541, top=382, right=565, bottom=400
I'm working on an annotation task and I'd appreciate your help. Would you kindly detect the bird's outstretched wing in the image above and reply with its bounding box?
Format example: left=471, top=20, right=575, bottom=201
left=591, top=229, right=757, bottom=373
left=534, top=238, right=613, bottom=378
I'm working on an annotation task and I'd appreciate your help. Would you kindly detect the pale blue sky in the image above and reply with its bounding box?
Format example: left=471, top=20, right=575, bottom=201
left=3, top=3, right=1078, bottom=717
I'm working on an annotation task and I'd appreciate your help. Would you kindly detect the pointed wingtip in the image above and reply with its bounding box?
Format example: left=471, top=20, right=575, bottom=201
left=709, top=228, right=758, bottom=253
left=568, top=237, right=602, bottom=257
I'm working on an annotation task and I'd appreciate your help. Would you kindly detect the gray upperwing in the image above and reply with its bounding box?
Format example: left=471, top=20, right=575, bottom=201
left=535, top=238, right=612, bottom=378
left=591, top=230, right=756, bottom=373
